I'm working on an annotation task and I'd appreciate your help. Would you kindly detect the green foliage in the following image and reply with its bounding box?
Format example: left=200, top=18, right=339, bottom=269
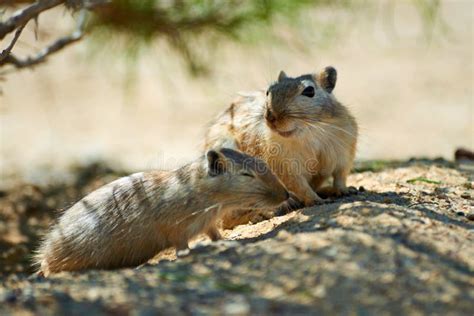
left=414, top=0, right=442, bottom=40
left=353, top=160, right=402, bottom=173
left=216, top=279, right=254, bottom=293
left=86, top=0, right=443, bottom=75
left=88, top=0, right=326, bottom=74
left=406, top=177, right=442, bottom=185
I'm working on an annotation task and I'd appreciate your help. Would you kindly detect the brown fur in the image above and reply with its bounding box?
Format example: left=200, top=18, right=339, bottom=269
left=34, top=148, right=288, bottom=276
left=204, top=67, right=358, bottom=219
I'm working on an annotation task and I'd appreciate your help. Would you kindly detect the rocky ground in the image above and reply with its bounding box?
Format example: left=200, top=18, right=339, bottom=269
left=0, top=159, right=473, bottom=315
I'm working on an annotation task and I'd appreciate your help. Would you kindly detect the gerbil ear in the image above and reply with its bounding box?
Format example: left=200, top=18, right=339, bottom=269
left=278, top=70, right=288, bottom=82
left=207, top=150, right=226, bottom=176
left=317, top=66, right=337, bottom=93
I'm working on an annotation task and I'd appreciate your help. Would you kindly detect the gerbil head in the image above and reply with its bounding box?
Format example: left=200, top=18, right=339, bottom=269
left=205, top=148, right=289, bottom=209
left=264, top=66, right=340, bottom=137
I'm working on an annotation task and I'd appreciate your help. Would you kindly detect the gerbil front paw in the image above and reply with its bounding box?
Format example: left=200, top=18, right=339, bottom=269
left=295, top=192, right=329, bottom=207
left=275, top=195, right=304, bottom=216
left=306, top=196, right=329, bottom=207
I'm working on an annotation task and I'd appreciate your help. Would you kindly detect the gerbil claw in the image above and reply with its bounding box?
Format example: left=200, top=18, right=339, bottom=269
left=338, top=186, right=358, bottom=196
left=28, top=271, right=46, bottom=280
left=317, top=186, right=357, bottom=198
left=176, top=248, right=190, bottom=258
left=135, top=262, right=153, bottom=270
left=347, top=186, right=358, bottom=195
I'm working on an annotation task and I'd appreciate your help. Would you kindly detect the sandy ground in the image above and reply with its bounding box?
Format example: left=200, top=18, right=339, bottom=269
left=0, top=159, right=473, bottom=314
left=0, top=1, right=473, bottom=187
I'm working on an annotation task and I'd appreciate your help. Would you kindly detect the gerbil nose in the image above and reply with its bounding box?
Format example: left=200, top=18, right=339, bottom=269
left=265, top=109, right=277, bottom=124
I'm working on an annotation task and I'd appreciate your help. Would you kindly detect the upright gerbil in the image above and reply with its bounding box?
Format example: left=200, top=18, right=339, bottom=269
left=205, top=67, right=358, bottom=214
left=35, top=148, right=288, bottom=276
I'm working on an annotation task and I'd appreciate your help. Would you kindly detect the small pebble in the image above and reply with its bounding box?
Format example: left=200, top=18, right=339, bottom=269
left=456, top=211, right=465, bottom=217
left=223, top=295, right=250, bottom=315
left=463, top=182, right=473, bottom=189
left=466, top=213, right=474, bottom=221
left=383, top=197, right=393, bottom=204
left=358, top=186, right=366, bottom=192
left=460, top=192, right=471, bottom=199
left=276, top=230, right=292, bottom=240
left=5, top=291, right=17, bottom=303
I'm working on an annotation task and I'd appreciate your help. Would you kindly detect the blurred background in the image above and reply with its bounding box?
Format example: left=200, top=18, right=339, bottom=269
left=0, top=0, right=472, bottom=187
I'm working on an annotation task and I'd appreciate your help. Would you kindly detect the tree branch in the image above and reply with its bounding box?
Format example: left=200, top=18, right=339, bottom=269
left=0, top=0, right=65, bottom=40
left=0, top=23, right=25, bottom=62
left=0, top=10, right=86, bottom=69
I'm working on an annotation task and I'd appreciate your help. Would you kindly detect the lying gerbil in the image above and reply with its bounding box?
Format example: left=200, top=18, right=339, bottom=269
left=35, top=148, right=288, bottom=276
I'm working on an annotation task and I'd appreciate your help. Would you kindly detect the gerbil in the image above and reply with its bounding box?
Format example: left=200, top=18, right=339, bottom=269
left=205, top=67, right=358, bottom=212
left=35, top=148, right=288, bottom=276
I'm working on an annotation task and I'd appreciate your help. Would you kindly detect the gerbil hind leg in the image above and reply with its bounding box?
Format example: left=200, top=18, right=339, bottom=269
left=331, top=168, right=357, bottom=196
left=310, top=174, right=327, bottom=194
left=175, top=239, right=190, bottom=258
left=311, top=173, right=356, bottom=198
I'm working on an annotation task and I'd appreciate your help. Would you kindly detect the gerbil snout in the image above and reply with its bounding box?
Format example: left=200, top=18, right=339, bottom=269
left=271, top=188, right=290, bottom=205
left=284, top=190, right=290, bottom=201
left=264, top=109, right=297, bottom=137
left=264, top=109, right=278, bottom=130
left=265, top=109, right=277, bottom=124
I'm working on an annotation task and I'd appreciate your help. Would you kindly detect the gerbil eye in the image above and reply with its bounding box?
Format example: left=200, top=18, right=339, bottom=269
left=266, top=90, right=269, bottom=96
left=302, top=86, right=315, bottom=98
left=241, top=172, right=254, bottom=178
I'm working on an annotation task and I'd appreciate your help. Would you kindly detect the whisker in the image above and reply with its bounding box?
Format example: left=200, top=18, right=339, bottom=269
left=317, top=121, right=357, bottom=139
left=299, top=117, right=357, bottom=141
left=172, top=203, right=221, bottom=226
left=302, top=121, right=352, bottom=147
left=301, top=121, right=348, bottom=153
